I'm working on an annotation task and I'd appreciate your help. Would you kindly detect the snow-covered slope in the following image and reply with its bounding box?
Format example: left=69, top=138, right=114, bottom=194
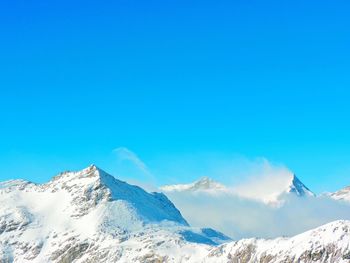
left=160, top=177, right=228, bottom=193
left=205, top=220, right=350, bottom=263
left=1, top=165, right=349, bottom=263
left=330, top=186, right=350, bottom=202
left=161, top=174, right=314, bottom=205
left=0, top=165, right=229, bottom=262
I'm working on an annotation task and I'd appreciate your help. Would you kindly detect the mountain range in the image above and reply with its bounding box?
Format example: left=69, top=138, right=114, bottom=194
left=1, top=165, right=350, bottom=262
left=160, top=174, right=314, bottom=205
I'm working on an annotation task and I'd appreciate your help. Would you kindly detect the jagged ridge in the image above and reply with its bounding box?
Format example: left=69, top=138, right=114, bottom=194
left=0, top=165, right=230, bottom=262
left=1, top=165, right=350, bottom=263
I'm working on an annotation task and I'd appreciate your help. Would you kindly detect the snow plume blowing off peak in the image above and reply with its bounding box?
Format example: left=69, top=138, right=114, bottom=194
left=230, top=163, right=314, bottom=205
left=162, top=161, right=314, bottom=205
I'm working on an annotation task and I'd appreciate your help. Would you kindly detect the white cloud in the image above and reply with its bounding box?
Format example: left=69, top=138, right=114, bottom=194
left=230, top=159, right=295, bottom=204
left=113, top=147, right=151, bottom=175
left=108, top=150, right=350, bottom=240
left=112, top=147, right=157, bottom=192
left=165, top=190, right=350, bottom=240
left=156, top=157, right=350, bottom=239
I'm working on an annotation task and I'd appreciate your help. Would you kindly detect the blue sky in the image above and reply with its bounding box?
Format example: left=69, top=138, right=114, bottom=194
left=1, top=0, right=350, bottom=193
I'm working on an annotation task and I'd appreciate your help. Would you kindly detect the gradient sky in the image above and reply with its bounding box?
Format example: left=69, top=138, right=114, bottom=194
left=1, top=0, right=350, bottom=193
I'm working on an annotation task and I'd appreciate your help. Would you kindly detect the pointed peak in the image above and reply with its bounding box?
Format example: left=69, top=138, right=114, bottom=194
left=89, top=163, right=97, bottom=169
left=79, top=164, right=109, bottom=175
left=291, top=174, right=302, bottom=184
left=85, top=164, right=101, bottom=172
left=52, top=164, right=108, bottom=183
left=288, top=174, right=314, bottom=196
left=291, top=173, right=302, bottom=181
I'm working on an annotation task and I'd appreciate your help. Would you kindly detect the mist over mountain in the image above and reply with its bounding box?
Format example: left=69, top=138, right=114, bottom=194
left=1, top=165, right=350, bottom=262
left=329, top=186, right=350, bottom=202
left=161, top=173, right=314, bottom=205
left=161, top=172, right=350, bottom=239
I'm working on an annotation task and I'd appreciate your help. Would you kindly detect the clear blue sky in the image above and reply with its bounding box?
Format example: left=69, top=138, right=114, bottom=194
left=1, top=0, right=350, bottom=193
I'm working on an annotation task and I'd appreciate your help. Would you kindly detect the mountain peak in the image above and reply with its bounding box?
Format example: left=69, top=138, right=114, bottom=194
left=161, top=177, right=227, bottom=193
left=161, top=173, right=314, bottom=206
left=0, top=166, right=233, bottom=262
left=288, top=174, right=314, bottom=197
left=52, top=164, right=106, bottom=183
left=330, top=185, right=350, bottom=202
left=1, top=166, right=350, bottom=262
left=47, top=166, right=190, bottom=226
left=192, top=177, right=224, bottom=189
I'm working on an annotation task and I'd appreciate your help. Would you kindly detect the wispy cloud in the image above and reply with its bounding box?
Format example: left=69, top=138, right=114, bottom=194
left=112, top=147, right=157, bottom=191
left=113, top=147, right=151, bottom=175
left=108, top=150, right=350, bottom=240
left=165, top=188, right=350, bottom=240
left=230, top=159, right=295, bottom=204
left=155, top=156, right=350, bottom=239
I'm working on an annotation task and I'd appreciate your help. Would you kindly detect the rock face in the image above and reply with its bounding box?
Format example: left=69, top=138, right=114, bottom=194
left=0, top=165, right=349, bottom=262
left=288, top=174, right=314, bottom=197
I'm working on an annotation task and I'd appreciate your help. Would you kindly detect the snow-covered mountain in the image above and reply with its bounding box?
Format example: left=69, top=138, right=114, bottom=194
left=205, top=220, right=350, bottom=263
left=0, top=165, right=229, bottom=262
left=329, top=186, right=350, bottom=202
left=1, top=165, right=350, bottom=262
left=288, top=174, right=314, bottom=197
left=161, top=174, right=314, bottom=205
left=236, top=173, right=314, bottom=205
left=160, top=177, right=228, bottom=193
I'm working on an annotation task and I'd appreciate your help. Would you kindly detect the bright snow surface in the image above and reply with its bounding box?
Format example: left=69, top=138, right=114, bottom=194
left=0, top=165, right=349, bottom=262
left=330, top=186, right=350, bottom=202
